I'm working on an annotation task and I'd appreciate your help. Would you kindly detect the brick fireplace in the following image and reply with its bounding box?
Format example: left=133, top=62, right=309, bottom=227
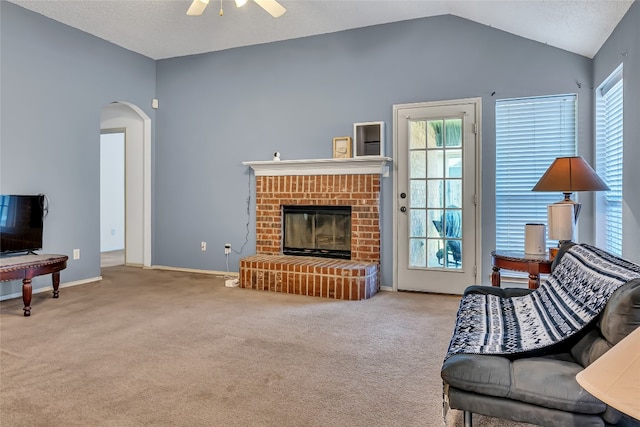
left=240, top=158, right=389, bottom=300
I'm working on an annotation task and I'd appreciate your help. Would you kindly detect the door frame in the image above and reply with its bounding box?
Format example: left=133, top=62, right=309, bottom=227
left=100, top=101, right=152, bottom=268
left=392, top=98, right=483, bottom=292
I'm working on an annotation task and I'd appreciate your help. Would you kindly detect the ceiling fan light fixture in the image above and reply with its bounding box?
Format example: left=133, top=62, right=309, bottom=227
left=187, top=0, right=286, bottom=18
left=187, top=0, right=209, bottom=16
left=254, top=0, right=287, bottom=17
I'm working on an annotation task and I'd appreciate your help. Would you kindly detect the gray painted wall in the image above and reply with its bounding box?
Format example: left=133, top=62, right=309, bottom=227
left=593, top=1, right=640, bottom=263
left=1, top=1, right=637, bottom=297
left=154, top=14, right=593, bottom=286
left=0, top=2, right=156, bottom=296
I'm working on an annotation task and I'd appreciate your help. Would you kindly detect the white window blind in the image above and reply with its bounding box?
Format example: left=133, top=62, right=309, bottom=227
left=596, top=66, right=623, bottom=256
left=495, top=95, right=577, bottom=252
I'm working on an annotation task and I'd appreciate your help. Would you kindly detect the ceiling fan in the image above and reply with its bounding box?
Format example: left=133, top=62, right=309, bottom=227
left=187, top=0, right=286, bottom=18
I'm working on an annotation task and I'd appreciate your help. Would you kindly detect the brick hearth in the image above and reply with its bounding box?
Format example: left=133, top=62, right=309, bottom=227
left=239, top=255, right=378, bottom=300
left=240, top=163, right=384, bottom=301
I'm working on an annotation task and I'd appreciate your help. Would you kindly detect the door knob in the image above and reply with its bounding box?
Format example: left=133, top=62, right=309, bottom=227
left=400, top=206, right=407, bottom=213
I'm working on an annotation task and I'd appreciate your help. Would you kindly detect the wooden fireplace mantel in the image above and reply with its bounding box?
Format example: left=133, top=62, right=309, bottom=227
left=242, top=156, right=392, bottom=176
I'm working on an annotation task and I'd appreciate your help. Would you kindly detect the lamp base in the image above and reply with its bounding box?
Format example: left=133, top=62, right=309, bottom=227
left=549, top=240, right=573, bottom=260
left=548, top=203, right=577, bottom=242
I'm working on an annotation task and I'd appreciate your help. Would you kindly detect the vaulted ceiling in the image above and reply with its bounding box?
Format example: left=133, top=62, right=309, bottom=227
left=8, top=0, right=635, bottom=60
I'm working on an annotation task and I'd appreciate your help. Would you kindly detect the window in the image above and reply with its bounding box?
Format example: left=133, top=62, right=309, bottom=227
left=495, top=95, right=577, bottom=252
left=0, top=195, right=15, bottom=228
left=596, top=65, right=623, bottom=256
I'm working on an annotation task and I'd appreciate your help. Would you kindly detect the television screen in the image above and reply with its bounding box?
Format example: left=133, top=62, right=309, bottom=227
left=0, top=194, right=45, bottom=254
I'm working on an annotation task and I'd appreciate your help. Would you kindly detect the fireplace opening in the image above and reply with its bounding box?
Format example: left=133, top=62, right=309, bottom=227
left=282, top=205, right=351, bottom=259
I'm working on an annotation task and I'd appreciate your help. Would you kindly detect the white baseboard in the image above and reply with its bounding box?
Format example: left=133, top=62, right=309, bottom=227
left=379, top=285, right=393, bottom=292
left=150, top=265, right=239, bottom=277
left=0, top=276, right=103, bottom=301
left=125, top=262, right=144, bottom=268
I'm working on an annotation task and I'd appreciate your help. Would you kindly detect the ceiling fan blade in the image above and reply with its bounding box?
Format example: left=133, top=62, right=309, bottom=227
left=187, top=0, right=209, bottom=16
left=253, top=0, right=286, bottom=18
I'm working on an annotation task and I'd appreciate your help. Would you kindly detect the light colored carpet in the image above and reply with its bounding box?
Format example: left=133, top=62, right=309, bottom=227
left=0, top=266, right=536, bottom=427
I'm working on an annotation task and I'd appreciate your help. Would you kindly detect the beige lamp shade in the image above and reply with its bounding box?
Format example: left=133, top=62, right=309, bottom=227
left=532, top=156, right=609, bottom=195
left=576, top=326, right=640, bottom=420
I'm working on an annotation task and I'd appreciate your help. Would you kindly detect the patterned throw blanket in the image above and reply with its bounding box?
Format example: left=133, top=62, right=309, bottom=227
left=445, top=244, right=640, bottom=360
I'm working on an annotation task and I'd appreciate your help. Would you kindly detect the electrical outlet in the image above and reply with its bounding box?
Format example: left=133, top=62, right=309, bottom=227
left=73, top=249, right=80, bottom=260
left=224, top=243, right=231, bottom=255
left=201, top=241, right=207, bottom=251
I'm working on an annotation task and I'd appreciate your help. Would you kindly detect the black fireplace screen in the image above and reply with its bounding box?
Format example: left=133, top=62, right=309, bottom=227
left=282, top=205, right=351, bottom=259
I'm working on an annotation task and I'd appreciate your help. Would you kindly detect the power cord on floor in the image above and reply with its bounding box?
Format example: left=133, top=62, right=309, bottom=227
left=224, top=253, right=239, bottom=287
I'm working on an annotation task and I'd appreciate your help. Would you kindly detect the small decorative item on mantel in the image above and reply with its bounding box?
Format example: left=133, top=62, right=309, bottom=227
left=332, top=137, right=352, bottom=158
left=354, top=121, right=384, bottom=157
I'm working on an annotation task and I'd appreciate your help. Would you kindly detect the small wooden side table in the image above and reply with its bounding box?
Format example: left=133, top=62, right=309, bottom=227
left=491, top=251, right=553, bottom=290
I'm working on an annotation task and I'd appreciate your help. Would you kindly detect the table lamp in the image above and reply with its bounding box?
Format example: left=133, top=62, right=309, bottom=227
left=532, top=156, right=609, bottom=243
left=576, top=326, right=640, bottom=420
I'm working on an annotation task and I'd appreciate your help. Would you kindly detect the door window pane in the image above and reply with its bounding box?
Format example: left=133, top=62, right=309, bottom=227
left=445, top=119, right=462, bottom=147
left=427, top=151, right=444, bottom=178
left=446, top=180, right=462, bottom=207
left=410, top=180, right=426, bottom=208
left=427, top=120, right=443, bottom=148
left=409, top=121, right=426, bottom=149
left=409, top=238, right=426, bottom=267
left=427, top=239, right=443, bottom=268
left=427, top=180, right=443, bottom=209
left=410, top=151, right=426, bottom=178
left=410, top=209, right=427, bottom=238
left=427, top=209, right=442, bottom=238
left=446, top=150, right=462, bottom=178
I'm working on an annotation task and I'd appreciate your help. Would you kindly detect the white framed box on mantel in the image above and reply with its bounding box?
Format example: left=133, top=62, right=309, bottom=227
left=353, top=121, right=384, bottom=157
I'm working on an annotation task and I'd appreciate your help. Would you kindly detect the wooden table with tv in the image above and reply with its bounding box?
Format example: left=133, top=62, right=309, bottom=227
left=0, top=254, right=68, bottom=316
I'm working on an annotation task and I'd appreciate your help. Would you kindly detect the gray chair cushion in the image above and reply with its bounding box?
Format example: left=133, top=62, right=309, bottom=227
left=510, top=357, right=606, bottom=414
left=570, top=329, right=612, bottom=368
left=441, top=354, right=511, bottom=397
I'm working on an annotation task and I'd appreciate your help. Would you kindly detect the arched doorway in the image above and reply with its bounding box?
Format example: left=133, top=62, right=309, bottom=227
left=100, top=102, right=151, bottom=268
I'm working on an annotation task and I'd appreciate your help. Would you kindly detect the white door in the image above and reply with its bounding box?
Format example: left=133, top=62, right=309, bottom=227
left=394, top=99, right=480, bottom=294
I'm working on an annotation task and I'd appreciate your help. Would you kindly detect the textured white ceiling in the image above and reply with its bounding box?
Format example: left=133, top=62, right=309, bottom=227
left=8, top=0, right=634, bottom=60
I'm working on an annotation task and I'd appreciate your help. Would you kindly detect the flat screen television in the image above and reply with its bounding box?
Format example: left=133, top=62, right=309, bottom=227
left=0, top=194, right=46, bottom=254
